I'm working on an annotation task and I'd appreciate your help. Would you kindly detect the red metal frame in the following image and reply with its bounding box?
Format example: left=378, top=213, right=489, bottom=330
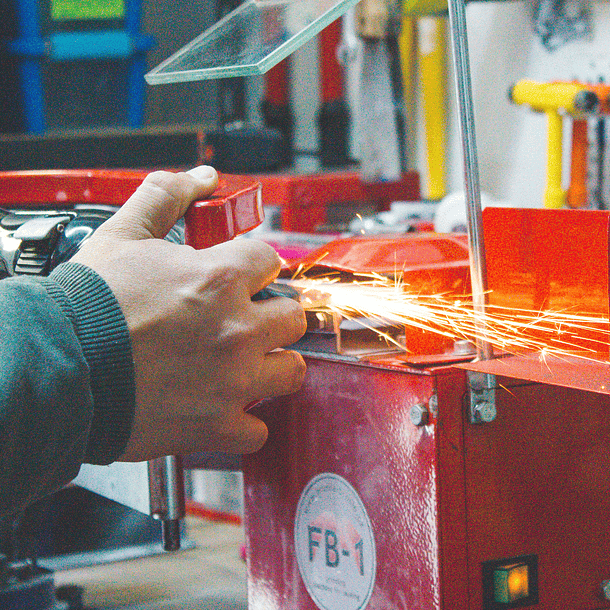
left=0, top=169, right=148, bottom=206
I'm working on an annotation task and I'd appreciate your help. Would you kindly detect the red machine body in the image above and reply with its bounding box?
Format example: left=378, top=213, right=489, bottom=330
left=243, top=207, right=610, bottom=610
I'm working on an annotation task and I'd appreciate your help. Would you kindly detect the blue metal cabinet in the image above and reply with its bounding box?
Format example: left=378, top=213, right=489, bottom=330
left=6, top=0, right=154, bottom=132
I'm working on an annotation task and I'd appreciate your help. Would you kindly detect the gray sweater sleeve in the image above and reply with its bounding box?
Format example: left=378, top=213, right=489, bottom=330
left=0, top=263, right=135, bottom=516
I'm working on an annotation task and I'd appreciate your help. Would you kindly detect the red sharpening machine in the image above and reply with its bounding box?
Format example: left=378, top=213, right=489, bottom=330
left=4, top=170, right=610, bottom=609
left=242, top=207, right=610, bottom=610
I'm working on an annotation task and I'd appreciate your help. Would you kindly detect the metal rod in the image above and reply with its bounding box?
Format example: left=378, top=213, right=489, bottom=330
left=446, top=0, right=493, bottom=361
left=162, top=455, right=183, bottom=551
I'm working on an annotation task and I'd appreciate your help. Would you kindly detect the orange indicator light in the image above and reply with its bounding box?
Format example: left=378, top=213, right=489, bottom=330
left=493, top=563, right=529, bottom=603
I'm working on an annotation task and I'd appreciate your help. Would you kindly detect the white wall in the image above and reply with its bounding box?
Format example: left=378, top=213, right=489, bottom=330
left=444, top=0, right=610, bottom=208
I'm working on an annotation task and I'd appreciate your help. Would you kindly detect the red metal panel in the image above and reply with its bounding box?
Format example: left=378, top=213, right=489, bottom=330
left=255, top=171, right=420, bottom=232
left=456, top=377, right=610, bottom=609
left=294, top=234, right=469, bottom=276
left=483, top=207, right=609, bottom=314
left=483, top=207, right=610, bottom=359
left=256, top=171, right=361, bottom=233
left=245, top=355, right=610, bottom=610
left=459, top=353, right=610, bottom=396
left=434, top=367, right=470, bottom=610
left=0, top=169, right=148, bottom=205
left=243, top=357, right=440, bottom=610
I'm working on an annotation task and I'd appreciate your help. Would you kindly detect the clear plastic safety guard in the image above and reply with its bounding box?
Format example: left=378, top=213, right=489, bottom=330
left=145, top=0, right=360, bottom=84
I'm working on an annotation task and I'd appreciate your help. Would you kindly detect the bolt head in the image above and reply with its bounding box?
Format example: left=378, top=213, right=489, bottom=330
left=453, top=340, right=475, bottom=355
left=410, top=404, right=429, bottom=427
left=473, top=400, right=496, bottom=423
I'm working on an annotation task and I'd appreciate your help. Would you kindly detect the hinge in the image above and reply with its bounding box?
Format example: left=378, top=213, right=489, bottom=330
left=468, top=371, right=496, bottom=424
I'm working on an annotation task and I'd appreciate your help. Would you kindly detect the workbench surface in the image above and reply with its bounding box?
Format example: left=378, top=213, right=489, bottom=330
left=54, top=516, right=247, bottom=610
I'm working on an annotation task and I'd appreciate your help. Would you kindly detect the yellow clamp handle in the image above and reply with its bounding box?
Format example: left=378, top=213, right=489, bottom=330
left=509, top=79, right=597, bottom=115
left=509, top=79, right=598, bottom=209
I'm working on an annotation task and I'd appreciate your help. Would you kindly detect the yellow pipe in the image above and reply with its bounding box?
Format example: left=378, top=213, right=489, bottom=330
left=402, top=0, right=447, bottom=15
left=510, top=79, right=596, bottom=115
left=398, top=16, right=416, bottom=169
left=418, top=16, right=447, bottom=200
left=544, top=110, right=566, bottom=208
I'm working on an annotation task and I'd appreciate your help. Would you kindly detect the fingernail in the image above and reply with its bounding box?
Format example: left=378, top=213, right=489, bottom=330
left=188, top=166, right=217, bottom=182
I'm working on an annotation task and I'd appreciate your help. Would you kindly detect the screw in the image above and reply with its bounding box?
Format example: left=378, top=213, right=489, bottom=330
left=602, top=580, right=610, bottom=600
left=472, top=400, right=496, bottom=423
left=410, top=404, right=429, bottom=427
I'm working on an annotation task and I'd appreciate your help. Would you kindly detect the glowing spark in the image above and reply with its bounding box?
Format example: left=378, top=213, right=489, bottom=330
left=498, top=384, right=517, bottom=397
left=289, top=273, right=610, bottom=362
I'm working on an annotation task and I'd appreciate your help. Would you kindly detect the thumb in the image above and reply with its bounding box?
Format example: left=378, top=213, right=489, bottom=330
left=99, top=166, right=219, bottom=240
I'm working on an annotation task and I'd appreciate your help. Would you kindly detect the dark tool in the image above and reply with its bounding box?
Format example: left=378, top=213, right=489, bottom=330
left=252, top=282, right=300, bottom=302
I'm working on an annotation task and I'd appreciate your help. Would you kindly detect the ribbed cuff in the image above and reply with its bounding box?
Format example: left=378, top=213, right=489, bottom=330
left=42, top=262, right=136, bottom=465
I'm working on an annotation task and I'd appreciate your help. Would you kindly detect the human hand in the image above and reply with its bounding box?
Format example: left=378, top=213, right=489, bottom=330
left=71, top=166, right=307, bottom=460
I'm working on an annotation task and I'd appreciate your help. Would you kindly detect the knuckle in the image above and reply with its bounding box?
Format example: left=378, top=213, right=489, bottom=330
left=245, top=238, right=279, bottom=259
left=142, top=170, right=177, bottom=192
left=143, top=170, right=197, bottom=201
left=144, top=169, right=171, bottom=184
left=238, top=239, right=281, bottom=272
left=207, top=259, right=244, bottom=290
left=220, top=320, right=256, bottom=355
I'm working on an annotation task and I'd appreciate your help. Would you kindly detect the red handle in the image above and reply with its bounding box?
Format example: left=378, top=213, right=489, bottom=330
left=0, top=169, right=265, bottom=249
left=184, top=173, right=264, bottom=249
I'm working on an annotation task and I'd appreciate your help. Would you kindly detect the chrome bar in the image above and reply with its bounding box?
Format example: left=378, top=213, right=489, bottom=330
left=447, top=0, right=493, bottom=361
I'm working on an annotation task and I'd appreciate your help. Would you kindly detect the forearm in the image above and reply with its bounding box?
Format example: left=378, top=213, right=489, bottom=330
left=0, top=264, right=136, bottom=516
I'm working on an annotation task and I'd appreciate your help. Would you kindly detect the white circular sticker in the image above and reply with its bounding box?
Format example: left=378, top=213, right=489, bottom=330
left=294, top=473, right=376, bottom=610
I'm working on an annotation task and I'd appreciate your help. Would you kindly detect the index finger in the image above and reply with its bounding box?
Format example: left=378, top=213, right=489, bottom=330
left=207, top=238, right=282, bottom=297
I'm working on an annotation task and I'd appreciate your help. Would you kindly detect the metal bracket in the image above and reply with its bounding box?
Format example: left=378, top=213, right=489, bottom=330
left=468, top=371, right=496, bottom=424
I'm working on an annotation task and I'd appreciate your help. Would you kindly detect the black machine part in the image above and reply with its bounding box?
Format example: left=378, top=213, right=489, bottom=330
left=0, top=562, right=70, bottom=610
left=0, top=205, right=184, bottom=279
